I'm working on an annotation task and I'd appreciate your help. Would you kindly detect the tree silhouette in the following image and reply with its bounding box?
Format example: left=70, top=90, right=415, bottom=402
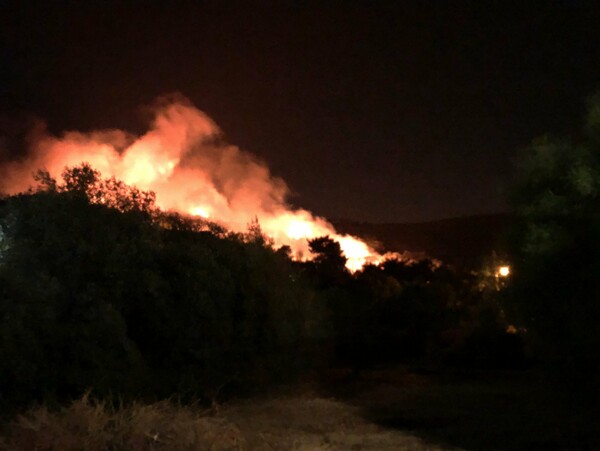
left=510, top=91, right=600, bottom=368
left=0, top=164, right=322, bottom=409
left=307, top=236, right=348, bottom=287
left=34, top=163, right=156, bottom=214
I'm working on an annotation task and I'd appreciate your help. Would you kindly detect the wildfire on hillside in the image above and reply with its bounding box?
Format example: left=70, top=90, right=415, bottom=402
left=0, top=95, right=392, bottom=271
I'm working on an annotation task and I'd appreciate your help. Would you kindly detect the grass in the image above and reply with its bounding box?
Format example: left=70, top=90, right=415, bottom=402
left=2, top=367, right=599, bottom=450
left=0, top=389, right=446, bottom=450
left=0, top=393, right=244, bottom=450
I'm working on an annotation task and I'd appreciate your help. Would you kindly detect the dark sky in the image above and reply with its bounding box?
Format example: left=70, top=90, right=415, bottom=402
left=1, top=1, right=599, bottom=223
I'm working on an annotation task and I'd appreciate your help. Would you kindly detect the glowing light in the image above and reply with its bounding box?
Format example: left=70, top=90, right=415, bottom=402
left=287, top=220, right=313, bottom=240
left=0, top=96, right=385, bottom=271
left=337, top=235, right=372, bottom=272
left=497, top=265, right=510, bottom=277
left=190, top=207, right=210, bottom=218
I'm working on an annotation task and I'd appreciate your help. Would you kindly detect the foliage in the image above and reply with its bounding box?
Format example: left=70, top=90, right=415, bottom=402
left=509, top=92, right=600, bottom=368
left=302, top=238, right=516, bottom=369
left=305, top=236, right=349, bottom=288
left=0, top=164, right=321, bottom=410
left=0, top=163, right=518, bottom=412
left=0, top=393, right=245, bottom=451
left=35, top=163, right=157, bottom=214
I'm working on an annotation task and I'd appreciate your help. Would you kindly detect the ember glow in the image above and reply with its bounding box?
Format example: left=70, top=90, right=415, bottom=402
left=0, top=96, right=384, bottom=271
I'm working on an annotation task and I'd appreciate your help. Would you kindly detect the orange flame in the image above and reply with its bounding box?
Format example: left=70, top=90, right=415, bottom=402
left=0, top=96, right=384, bottom=271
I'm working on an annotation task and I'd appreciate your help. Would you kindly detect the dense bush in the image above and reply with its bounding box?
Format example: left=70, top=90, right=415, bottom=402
left=303, top=237, right=519, bottom=370
left=509, top=93, right=600, bottom=370
left=0, top=163, right=518, bottom=412
left=0, top=166, right=322, bottom=410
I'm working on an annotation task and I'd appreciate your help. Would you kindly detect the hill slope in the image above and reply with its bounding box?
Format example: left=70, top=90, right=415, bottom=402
left=334, top=214, right=513, bottom=268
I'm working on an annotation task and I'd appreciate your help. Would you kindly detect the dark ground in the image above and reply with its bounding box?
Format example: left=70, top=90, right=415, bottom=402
left=3, top=365, right=599, bottom=450
left=322, top=365, right=600, bottom=450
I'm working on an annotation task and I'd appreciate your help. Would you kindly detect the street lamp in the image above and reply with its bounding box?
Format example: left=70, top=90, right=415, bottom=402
left=497, top=265, right=510, bottom=277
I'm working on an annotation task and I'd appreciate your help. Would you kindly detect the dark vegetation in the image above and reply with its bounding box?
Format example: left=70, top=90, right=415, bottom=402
left=0, top=166, right=324, bottom=411
left=0, top=163, right=522, bottom=414
left=508, top=91, right=600, bottom=376
left=0, top=93, right=599, bottom=449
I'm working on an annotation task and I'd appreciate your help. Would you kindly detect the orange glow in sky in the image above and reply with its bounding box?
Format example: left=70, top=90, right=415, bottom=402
left=0, top=96, right=386, bottom=271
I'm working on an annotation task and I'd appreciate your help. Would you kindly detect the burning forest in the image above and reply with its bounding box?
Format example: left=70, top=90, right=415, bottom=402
left=2, top=3, right=600, bottom=448
left=0, top=95, right=389, bottom=271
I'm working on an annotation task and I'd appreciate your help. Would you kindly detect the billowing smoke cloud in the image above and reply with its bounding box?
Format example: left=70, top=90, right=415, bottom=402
left=0, top=95, right=382, bottom=270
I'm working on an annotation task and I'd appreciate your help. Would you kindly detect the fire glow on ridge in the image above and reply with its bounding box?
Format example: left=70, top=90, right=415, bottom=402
left=0, top=95, right=383, bottom=271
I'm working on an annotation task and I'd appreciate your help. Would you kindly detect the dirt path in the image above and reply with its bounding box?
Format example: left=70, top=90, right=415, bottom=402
left=3, top=367, right=597, bottom=450
left=220, top=366, right=600, bottom=450
left=222, top=395, right=455, bottom=450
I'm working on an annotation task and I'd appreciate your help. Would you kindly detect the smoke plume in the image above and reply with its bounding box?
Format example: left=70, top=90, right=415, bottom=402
left=0, top=95, right=381, bottom=270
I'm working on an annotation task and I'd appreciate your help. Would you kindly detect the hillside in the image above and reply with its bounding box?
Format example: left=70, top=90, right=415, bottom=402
left=333, top=214, right=513, bottom=268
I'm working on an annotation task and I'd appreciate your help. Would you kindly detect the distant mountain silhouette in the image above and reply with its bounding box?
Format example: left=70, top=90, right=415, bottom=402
left=333, top=214, right=513, bottom=268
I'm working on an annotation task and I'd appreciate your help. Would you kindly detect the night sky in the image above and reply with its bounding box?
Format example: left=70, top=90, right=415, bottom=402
left=1, top=1, right=599, bottom=223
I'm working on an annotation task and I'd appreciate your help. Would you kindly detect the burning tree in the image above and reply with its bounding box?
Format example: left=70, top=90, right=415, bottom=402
left=0, top=95, right=381, bottom=272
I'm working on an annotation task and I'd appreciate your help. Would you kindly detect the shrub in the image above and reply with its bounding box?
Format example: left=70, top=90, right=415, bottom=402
left=0, top=393, right=245, bottom=451
left=0, top=166, right=324, bottom=409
